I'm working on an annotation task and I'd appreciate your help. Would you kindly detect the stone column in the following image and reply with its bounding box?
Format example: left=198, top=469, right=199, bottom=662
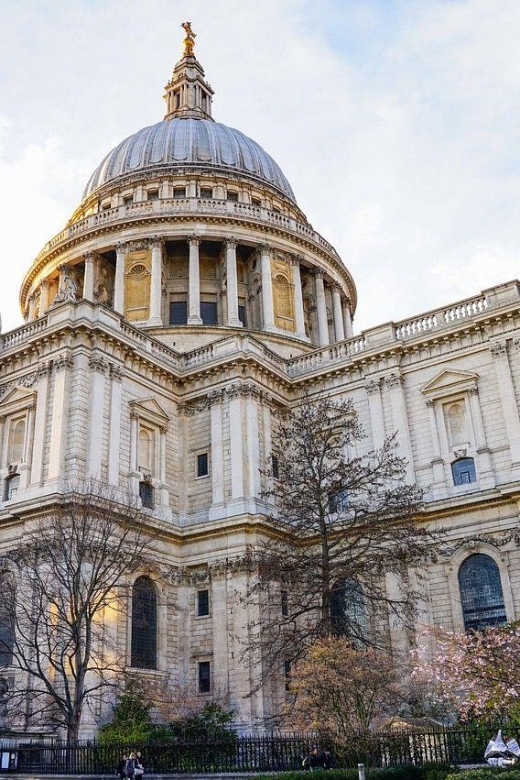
left=365, top=378, right=385, bottom=449
left=491, top=340, right=520, bottom=480
left=332, top=285, right=345, bottom=342
left=260, top=244, right=276, bottom=331
left=114, top=242, right=126, bottom=315
left=108, top=364, right=123, bottom=486
left=228, top=388, right=244, bottom=501
left=209, top=391, right=225, bottom=519
left=47, top=353, right=73, bottom=483
left=87, top=351, right=108, bottom=479
left=19, top=403, right=36, bottom=490
left=188, top=236, right=203, bottom=325
left=291, top=257, right=307, bottom=339
left=149, top=238, right=164, bottom=326
left=343, top=299, right=354, bottom=338
left=40, top=280, right=50, bottom=314
left=245, top=388, right=261, bottom=503
left=386, top=372, right=414, bottom=482
left=468, top=386, right=495, bottom=488
left=30, top=363, right=51, bottom=485
left=83, top=252, right=95, bottom=302
left=225, top=238, right=242, bottom=327
left=426, top=400, right=447, bottom=498
left=315, top=271, right=329, bottom=347
left=159, top=426, right=169, bottom=506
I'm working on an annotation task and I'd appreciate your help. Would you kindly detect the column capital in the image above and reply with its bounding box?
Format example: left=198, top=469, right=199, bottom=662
left=314, top=269, right=325, bottom=280
left=290, top=255, right=304, bottom=267
left=259, top=242, right=271, bottom=255
left=150, top=236, right=165, bottom=250
left=115, top=241, right=128, bottom=254
left=225, top=236, right=238, bottom=248
left=490, top=340, right=507, bottom=358
left=188, top=235, right=201, bottom=247
left=82, top=251, right=96, bottom=263
left=365, top=378, right=381, bottom=396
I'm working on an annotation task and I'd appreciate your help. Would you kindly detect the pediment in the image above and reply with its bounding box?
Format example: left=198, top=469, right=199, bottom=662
left=421, top=369, right=479, bottom=399
left=129, top=397, right=170, bottom=425
left=0, top=386, right=37, bottom=414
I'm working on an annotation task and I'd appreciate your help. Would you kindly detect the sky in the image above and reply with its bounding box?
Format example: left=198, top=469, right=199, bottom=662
left=1, top=0, right=520, bottom=335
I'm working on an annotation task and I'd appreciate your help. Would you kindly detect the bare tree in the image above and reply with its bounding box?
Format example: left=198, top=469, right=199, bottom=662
left=246, top=396, right=433, bottom=689
left=0, top=482, right=157, bottom=745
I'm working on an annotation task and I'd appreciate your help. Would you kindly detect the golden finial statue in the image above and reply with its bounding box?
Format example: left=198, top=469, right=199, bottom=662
left=181, top=21, right=196, bottom=56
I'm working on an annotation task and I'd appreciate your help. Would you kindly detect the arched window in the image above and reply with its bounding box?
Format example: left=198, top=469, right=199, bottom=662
left=131, top=576, right=157, bottom=669
left=452, top=457, right=476, bottom=486
left=7, top=418, right=26, bottom=464
left=0, top=572, right=15, bottom=667
left=459, top=554, right=507, bottom=631
left=330, top=580, right=367, bottom=642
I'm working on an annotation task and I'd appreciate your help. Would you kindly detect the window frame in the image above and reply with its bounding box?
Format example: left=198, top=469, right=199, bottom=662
left=196, top=452, right=209, bottom=479
left=198, top=660, right=211, bottom=693
left=197, top=589, right=210, bottom=618
left=130, top=575, right=158, bottom=670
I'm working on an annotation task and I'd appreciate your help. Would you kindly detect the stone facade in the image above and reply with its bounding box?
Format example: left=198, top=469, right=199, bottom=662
left=1, top=33, right=520, bottom=738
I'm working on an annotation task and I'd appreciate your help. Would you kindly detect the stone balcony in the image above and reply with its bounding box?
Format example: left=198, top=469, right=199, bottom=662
left=32, top=198, right=341, bottom=267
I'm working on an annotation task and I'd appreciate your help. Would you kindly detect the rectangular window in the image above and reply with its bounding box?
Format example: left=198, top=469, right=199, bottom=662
left=147, top=190, right=159, bottom=201
left=284, top=660, right=292, bottom=692
left=197, top=589, right=210, bottom=617
left=170, top=301, right=188, bottom=325
left=227, top=191, right=238, bottom=203
left=200, top=188, right=213, bottom=199
left=201, top=301, right=218, bottom=325
left=281, top=589, right=288, bottom=617
left=329, top=488, right=349, bottom=513
left=238, top=305, right=247, bottom=327
left=139, top=481, right=154, bottom=509
left=123, top=195, right=133, bottom=205
left=198, top=661, right=211, bottom=693
left=252, top=198, right=261, bottom=208
left=272, top=454, right=280, bottom=480
left=197, top=452, right=209, bottom=478
left=174, top=188, right=186, bottom=199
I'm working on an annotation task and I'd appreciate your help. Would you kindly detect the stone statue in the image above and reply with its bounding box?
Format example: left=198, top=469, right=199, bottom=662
left=182, top=21, right=196, bottom=56
left=54, top=266, right=78, bottom=304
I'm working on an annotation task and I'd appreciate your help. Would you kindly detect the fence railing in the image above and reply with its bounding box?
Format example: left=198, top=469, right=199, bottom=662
left=0, top=727, right=506, bottom=774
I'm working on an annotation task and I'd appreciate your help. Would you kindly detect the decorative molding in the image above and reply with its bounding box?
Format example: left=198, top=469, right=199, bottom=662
left=386, top=372, right=404, bottom=389
left=109, top=364, right=124, bottom=382
left=490, top=340, right=507, bottom=357
left=89, top=351, right=109, bottom=373
left=53, top=353, right=74, bottom=372
left=365, top=378, right=381, bottom=396
left=435, top=530, right=520, bottom=562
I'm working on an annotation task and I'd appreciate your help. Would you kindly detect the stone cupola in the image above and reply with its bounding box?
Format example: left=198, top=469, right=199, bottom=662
left=163, top=22, right=214, bottom=121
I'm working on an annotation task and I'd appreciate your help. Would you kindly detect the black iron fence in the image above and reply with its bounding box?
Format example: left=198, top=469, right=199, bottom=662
left=0, top=727, right=510, bottom=774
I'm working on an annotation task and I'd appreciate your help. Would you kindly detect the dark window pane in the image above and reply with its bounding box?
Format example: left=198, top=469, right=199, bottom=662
left=452, top=458, right=476, bottom=486
left=131, top=576, right=157, bottom=669
left=170, top=301, right=187, bottom=325
left=198, top=661, right=210, bottom=693
left=238, top=306, right=247, bottom=326
left=330, top=580, right=367, bottom=642
left=4, top=475, right=20, bottom=502
left=201, top=301, right=218, bottom=325
left=174, top=188, right=186, bottom=199
left=0, top=574, right=15, bottom=667
left=197, top=589, right=209, bottom=617
left=227, top=192, right=238, bottom=203
left=197, top=452, right=209, bottom=477
left=284, top=660, right=291, bottom=691
left=200, top=188, right=212, bottom=199
left=281, top=589, right=288, bottom=617
left=272, top=455, right=279, bottom=480
left=459, top=554, right=507, bottom=631
left=139, top=481, right=154, bottom=509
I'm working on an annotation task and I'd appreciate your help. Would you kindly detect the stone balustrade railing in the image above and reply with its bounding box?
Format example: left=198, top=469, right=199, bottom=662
left=395, top=295, right=488, bottom=340
left=32, top=198, right=341, bottom=267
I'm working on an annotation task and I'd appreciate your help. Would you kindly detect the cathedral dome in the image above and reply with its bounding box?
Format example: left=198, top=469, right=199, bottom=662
left=83, top=118, right=296, bottom=202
